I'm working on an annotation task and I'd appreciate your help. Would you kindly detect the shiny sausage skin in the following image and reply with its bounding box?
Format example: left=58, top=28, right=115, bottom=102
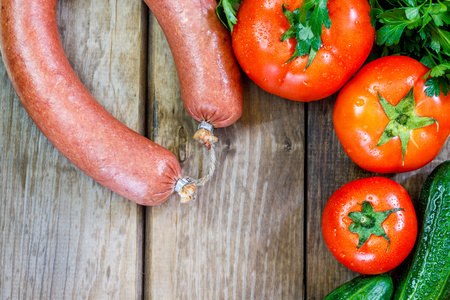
left=0, top=0, right=182, bottom=206
left=144, top=0, right=243, bottom=128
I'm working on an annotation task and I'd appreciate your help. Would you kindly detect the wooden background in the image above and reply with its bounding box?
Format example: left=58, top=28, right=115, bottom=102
left=1, top=0, right=448, bottom=299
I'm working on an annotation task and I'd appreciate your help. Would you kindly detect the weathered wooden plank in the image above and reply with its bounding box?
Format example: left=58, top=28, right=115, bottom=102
left=0, top=0, right=146, bottom=298
left=306, top=95, right=450, bottom=298
left=306, top=96, right=368, bottom=299
left=145, top=12, right=306, bottom=299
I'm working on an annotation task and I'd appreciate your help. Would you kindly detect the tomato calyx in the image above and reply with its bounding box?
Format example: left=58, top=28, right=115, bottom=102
left=376, top=88, right=438, bottom=161
left=280, top=0, right=331, bottom=69
left=348, top=201, right=404, bottom=251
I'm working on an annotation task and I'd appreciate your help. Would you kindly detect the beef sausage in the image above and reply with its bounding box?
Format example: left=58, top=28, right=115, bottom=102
left=0, top=0, right=188, bottom=206
left=144, top=0, right=244, bottom=147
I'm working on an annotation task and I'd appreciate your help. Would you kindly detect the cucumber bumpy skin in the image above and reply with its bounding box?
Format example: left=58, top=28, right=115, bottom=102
left=394, top=160, right=450, bottom=300
left=324, top=273, right=393, bottom=300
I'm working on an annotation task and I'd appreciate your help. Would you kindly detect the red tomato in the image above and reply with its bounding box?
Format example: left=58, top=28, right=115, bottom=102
left=231, top=0, right=375, bottom=102
left=322, top=177, right=417, bottom=275
left=333, top=56, right=450, bottom=173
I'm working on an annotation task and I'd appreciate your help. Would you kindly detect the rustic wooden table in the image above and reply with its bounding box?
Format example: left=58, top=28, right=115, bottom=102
left=1, top=0, right=448, bottom=299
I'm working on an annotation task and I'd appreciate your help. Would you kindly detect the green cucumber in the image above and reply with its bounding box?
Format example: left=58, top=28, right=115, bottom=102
left=394, top=160, right=450, bottom=300
left=323, top=274, right=393, bottom=300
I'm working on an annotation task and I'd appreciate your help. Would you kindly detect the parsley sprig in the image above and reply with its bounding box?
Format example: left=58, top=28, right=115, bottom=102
left=280, top=0, right=331, bottom=68
left=369, top=0, right=450, bottom=96
left=216, top=0, right=243, bottom=32
left=216, top=0, right=331, bottom=70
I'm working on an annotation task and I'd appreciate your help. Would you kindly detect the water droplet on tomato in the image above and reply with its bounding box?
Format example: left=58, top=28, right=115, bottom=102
left=355, top=99, right=365, bottom=107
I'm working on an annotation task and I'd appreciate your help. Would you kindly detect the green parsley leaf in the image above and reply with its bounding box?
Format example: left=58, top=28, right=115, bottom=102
left=308, top=0, right=331, bottom=36
left=216, top=0, right=242, bottom=32
left=376, top=9, right=412, bottom=46
left=404, top=0, right=418, bottom=7
left=370, top=0, right=450, bottom=96
left=281, top=0, right=331, bottom=69
left=405, top=7, right=420, bottom=21
left=425, top=75, right=450, bottom=97
left=429, top=61, right=450, bottom=77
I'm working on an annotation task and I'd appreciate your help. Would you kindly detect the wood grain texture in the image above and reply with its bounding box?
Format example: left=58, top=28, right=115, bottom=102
left=306, top=97, right=370, bottom=299
left=145, top=12, right=306, bottom=299
left=2, top=0, right=450, bottom=298
left=0, top=0, right=145, bottom=298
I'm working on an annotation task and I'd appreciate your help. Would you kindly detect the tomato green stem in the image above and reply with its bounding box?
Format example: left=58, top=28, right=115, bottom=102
left=348, top=201, right=404, bottom=251
left=376, top=88, right=438, bottom=162
left=360, top=215, right=375, bottom=228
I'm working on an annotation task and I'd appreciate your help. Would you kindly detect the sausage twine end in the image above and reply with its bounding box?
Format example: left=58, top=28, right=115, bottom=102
left=174, top=139, right=217, bottom=204
left=193, top=121, right=218, bottom=150
left=175, top=179, right=197, bottom=203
